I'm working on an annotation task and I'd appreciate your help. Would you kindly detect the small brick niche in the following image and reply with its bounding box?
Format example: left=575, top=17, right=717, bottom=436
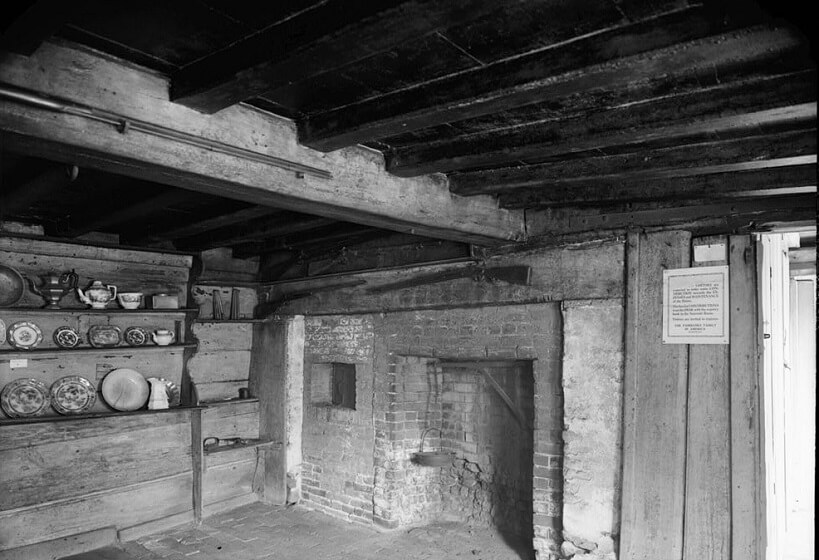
left=311, top=362, right=356, bottom=409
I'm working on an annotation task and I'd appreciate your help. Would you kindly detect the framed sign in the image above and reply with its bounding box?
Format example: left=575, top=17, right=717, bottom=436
left=663, top=265, right=729, bottom=344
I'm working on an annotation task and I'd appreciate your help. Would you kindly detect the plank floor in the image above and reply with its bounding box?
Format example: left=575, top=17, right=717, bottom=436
left=65, top=502, right=533, bottom=560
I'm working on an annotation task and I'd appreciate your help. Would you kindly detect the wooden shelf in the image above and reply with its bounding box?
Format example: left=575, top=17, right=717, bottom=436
left=203, top=439, right=280, bottom=455
left=0, top=343, right=197, bottom=360
left=0, top=307, right=199, bottom=315
left=0, top=405, right=202, bottom=426
left=194, top=319, right=265, bottom=324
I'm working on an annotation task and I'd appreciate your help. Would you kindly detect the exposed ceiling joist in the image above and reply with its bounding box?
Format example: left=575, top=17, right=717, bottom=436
left=0, top=0, right=69, bottom=55
left=171, top=0, right=519, bottom=113
left=449, top=130, right=817, bottom=195
left=176, top=215, right=337, bottom=250
left=498, top=165, right=817, bottom=208
left=387, top=79, right=816, bottom=177
left=298, top=11, right=795, bottom=152
left=131, top=205, right=283, bottom=244
left=0, top=162, right=78, bottom=214
left=526, top=193, right=816, bottom=237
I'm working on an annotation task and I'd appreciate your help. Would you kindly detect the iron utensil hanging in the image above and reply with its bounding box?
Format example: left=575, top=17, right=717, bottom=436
left=411, top=427, right=455, bottom=467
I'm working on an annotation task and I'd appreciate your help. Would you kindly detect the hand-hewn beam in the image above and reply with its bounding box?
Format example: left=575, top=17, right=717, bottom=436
left=497, top=164, right=817, bottom=208
left=298, top=11, right=796, bottom=151
left=0, top=42, right=523, bottom=245
left=131, top=205, right=283, bottom=244
left=1, top=163, right=78, bottom=214
left=526, top=193, right=816, bottom=238
left=450, top=130, right=817, bottom=196
left=387, top=70, right=817, bottom=176
left=66, top=189, right=194, bottom=237
left=176, top=215, right=337, bottom=250
left=171, top=0, right=513, bottom=114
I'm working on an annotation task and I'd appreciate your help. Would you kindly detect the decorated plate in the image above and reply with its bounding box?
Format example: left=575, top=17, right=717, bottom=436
left=101, top=368, right=149, bottom=411
left=123, top=326, right=149, bottom=347
left=88, top=325, right=121, bottom=348
left=146, top=377, right=181, bottom=407
left=0, top=319, right=5, bottom=345
left=50, top=376, right=97, bottom=415
left=7, top=321, right=43, bottom=350
left=53, top=325, right=81, bottom=349
left=1, top=378, right=50, bottom=418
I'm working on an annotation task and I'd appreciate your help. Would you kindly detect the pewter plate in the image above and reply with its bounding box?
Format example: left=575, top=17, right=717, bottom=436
left=0, top=264, right=25, bottom=307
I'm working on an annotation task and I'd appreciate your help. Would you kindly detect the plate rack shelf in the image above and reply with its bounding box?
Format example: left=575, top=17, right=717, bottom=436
left=0, top=343, right=197, bottom=360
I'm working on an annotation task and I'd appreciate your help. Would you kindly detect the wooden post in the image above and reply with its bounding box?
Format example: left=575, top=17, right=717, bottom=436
left=620, top=230, right=690, bottom=559
left=683, top=236, right=731, bottom=559
left=248, top=317, right=305, bottom=505
left=190, top=408, right=203, bottom=523
left=729, top=235, right=762, bottom=559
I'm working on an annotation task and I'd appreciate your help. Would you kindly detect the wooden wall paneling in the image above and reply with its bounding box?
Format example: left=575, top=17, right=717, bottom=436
left=0, top=418, right=192, bottom=510
left=620, top=230, right=691, bottom=559
left=728, top=235, right=762, bottom=559
left=203, top=448, right=258, bottom=507
left=683, top=235, right=731, bottom=559
left=0, top=526, right=117, bottom=560
left=248, top=321, right=286, bottom=504
left=0, top=472, right=193, bottom=550
left=201, top=400, right=260, bottom=440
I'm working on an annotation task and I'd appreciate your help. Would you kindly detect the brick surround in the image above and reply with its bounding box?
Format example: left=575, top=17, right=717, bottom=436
left=301, top=304, right=564, bottom=558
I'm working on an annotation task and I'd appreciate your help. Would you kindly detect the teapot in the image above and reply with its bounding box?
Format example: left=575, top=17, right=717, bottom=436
left=77, top=280, right=118, bottom=309
left=152, top=329, right=175, bottom=346
left=28, top=270, right=79, bottom=309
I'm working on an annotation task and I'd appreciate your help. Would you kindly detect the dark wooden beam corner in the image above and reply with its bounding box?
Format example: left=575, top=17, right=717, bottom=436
left=170, top=0, right=509, bottom=114
left=0, top=0, right=69, bottom=55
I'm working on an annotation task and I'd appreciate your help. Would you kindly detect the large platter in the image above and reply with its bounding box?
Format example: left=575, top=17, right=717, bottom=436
left=7, top=321, right=43, bottom=350
left=50, top=376, right=97, bottom=415
left=1, top=378, right=51, bottom=418
left=88, top=325, right=122, bottom=348
left=0, top=264, right=25, bottom=307
left=100, top=368, right=149, bottom=411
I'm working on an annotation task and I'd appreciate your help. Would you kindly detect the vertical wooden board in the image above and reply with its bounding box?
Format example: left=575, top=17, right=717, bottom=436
left=684, top=236, right=731, bottom=559
left=729, top=236, right=761, bottom=559
left=248, top=321, right=286, bottom=504
left=0, top=473, right=192, bottom=550
left=191, top=408, right=203, bottom=524
left=620, top=230, right=690, bottom=560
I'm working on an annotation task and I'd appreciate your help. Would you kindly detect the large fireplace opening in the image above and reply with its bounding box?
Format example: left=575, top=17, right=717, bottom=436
left=437, top=360, right=535, bottom=551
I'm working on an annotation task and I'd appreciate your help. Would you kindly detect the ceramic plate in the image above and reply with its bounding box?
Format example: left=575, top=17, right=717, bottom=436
left=0, top=264, right=25, bottom=307
left=101, top=368, right=149, bottom=411
left=53, top=325, right=81, bottom=348
left=146, top=377, right=181, bottom=407
left=0, top=319, right=5, bottom=345
left=50, top=375, right=97, bottom=415
left=7, top=321, right=43, bottom=350
left=88, top=325, right=121, bottom=348
left=123, top=326, right=149, bottom=346
left=1, top=378, right=51, bottom=418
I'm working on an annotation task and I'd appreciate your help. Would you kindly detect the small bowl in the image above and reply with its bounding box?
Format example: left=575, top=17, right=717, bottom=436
left=117, top=292, right=143, bottom=309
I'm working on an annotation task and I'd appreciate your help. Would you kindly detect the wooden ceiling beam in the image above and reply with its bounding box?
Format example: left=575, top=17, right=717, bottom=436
left=386, top=70, right=817, bottom=176
left=66, top=189, right=193, bottom=237
left=497, top=165, right=817, bottom=208
left=176, top=215, right=337, bottom=250
left=170, top=0, right=511, bottom=114
left=130, top=205, right=283, bottom=244
left=449, top=130, right=817, bottom=196
left=0, top=162, right=78, bottom=214
left=298, top=9, right=796, bottom=151
left=526, top=193, right=817, bottom=237
left=0, top=42, right=523, bottom=245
